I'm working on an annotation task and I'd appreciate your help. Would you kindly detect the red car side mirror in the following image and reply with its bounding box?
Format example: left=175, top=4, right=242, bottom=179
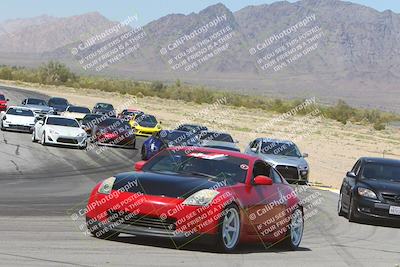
left=134, top=161, right=146, bottom=171
left=253, top=175, right=273, bottom=185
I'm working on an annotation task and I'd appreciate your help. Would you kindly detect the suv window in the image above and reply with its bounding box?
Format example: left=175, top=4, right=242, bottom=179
left=250, top=139, right=258, bottom=149
left=249, top=139, right=260, bottom=152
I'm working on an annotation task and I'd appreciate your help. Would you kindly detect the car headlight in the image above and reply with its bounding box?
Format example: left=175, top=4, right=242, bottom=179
left=77, top=132, right=86, bottom=137
left=358, top=187, right=377, bottom=199
left=49, top=129, right=59, bottom=135
left=98, top=177, right=116, bottom=195
left=182, top=189, right=220, bottom=206
left=133, top=122, right=139, bottom=127
left=156, top=124, right=161, bottom=129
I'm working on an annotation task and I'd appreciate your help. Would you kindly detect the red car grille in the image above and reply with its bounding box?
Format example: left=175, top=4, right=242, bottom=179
left=107, top=210, right=176, bottom=230
left=276, top=165, right=299, bottom=180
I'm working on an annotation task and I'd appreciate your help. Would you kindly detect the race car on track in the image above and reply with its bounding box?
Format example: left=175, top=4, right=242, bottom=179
left=338, top=157, right=400, bottom=223
left=92, top=103, right=116, bottom=117
left=81, top=113, right=104, bottom=136
left=118, top=109, right=143, bottom=121
left=198, top=131, right=240, bottom=152
left=245, top=138, right=309, bottom=185
left=92, top=117, right=136, bottom=148
left=129, top=113, right=161, bottom=137
left=48, top=97, right=69, bottom=114
left=141, top=130, right=199, bottom=160
left=0, top=94, right=10, bottom=112
left=1, top=106, right=36, bottom=133
left=85, top=147, right=304, bottom=252
left=175, top=123, right=208, bottom=134
left=32, top=115, right=87, bottom=149
left=21, top=98, right=54, bottom=118
left=62, top=106, right=91, bottom=121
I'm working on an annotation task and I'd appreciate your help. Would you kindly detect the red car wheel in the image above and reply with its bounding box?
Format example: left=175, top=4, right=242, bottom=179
left=217, top=204, right=241, bottom=252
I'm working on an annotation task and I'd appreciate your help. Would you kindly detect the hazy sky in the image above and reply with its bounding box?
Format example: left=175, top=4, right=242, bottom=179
left=0, top=0, right=398, bottom=24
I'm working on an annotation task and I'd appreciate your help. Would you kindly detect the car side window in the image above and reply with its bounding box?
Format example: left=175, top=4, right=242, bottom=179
left=253, top=161, right=271, bottom=179
left=270, top=169, right=282, bottom=184
left=250, top=139, right=260, bottom=152
left=351, top=160, right=361, bottom=175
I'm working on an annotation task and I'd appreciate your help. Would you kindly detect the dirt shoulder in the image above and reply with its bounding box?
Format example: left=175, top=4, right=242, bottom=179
left=2, top=79, right=400, bottom=188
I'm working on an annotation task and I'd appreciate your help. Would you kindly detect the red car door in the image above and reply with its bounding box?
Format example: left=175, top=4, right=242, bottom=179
left=242, top=160, right=288, bottom=241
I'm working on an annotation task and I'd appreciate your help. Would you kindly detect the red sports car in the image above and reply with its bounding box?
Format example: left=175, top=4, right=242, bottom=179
left=86, top=147, right=304, bottom=252
left=0, top=94, right=9, bottom=112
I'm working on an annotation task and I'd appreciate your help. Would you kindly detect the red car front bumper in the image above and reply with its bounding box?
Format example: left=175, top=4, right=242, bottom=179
left=86, top=187, right=233, bottom=240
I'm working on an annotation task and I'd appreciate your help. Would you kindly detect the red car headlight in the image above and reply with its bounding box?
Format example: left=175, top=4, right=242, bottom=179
left=182, top=189, right=220, bottom=206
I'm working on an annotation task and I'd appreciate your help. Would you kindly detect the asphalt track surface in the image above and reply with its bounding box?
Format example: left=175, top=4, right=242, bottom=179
left=0, top=85, right=399, bottom=266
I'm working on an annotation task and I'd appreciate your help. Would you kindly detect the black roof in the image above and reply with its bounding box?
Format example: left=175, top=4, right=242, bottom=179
left=360, top=157, right=400, bottom=165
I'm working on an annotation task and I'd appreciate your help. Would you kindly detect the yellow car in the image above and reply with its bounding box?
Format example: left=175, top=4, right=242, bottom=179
left=129, top=113, right=162, bottom=137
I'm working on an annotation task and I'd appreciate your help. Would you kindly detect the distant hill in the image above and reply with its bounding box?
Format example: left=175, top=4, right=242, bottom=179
left=0, top=0, right=399, bottom=112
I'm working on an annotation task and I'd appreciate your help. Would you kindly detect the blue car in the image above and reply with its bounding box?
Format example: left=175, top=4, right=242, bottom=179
left=141, top=130, right=199, bottom=160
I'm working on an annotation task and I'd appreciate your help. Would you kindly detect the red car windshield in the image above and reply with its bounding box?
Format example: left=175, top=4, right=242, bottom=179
left=0, top=95, right=5, bottom=101
left=142, top=150, right=249, bottom=183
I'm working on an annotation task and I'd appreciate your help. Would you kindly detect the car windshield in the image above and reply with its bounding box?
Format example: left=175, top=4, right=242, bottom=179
left=82, top=114, right=103, bottom=124
left=162, top=131, right=198, bottom=145
left=98, top=118, right=130, bottom=130
left=261, top=141, right=301, bottom=157
left=27, top=99, right=47, bottom=106
left=143, top=150, right=249, bottom=183
left=68, top=106, right=90, bottom=113
left=49, top=98, right=68, bottom=105
left=96, top=103, right=113, bottom=110
left=136, top=114, right=158, bottom=127
left=123, top=110, right=142, bottom=116
left=0, top=95, right=6, bottom=101
left=177, top=124, right=207, bottom=132
left=361, top=163, right=400, bottom=182
left=200, top=132, right=234, bottom=143
left=7, top=108, right=34, bottom=117
left=46, top=117, right=79, bottom=127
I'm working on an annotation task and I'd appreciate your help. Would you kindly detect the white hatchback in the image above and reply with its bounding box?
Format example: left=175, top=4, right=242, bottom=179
left=1, top=106, right=36, bottom=133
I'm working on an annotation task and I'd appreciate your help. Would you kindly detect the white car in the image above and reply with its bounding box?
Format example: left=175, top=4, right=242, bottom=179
left=32, top=115, right=87, bottom=149
left=61, top=106, right=91, bottom=121
left=1, top=106, right=36, bottom=133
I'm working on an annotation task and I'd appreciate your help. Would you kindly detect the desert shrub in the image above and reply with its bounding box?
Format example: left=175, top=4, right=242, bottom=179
left=38, top=61, right=77, bottom=85
left=0, top=62, right=398, bottom=128
left=326, top=100, right=355, bottom=124
left=373, top=121, right=386, bottom=131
